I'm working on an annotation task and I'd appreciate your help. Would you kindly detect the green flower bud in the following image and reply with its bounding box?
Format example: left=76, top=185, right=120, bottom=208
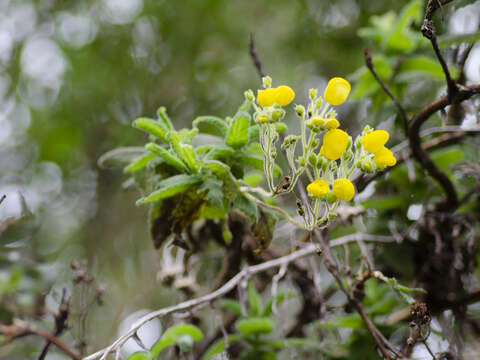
left=271, top=109, right=285, bottom=121
left=295, top=104, right=305, bottom=117
left=311, top=138, right=319, bottom=148
left=362, top=125, right=373, bottom=135
left=347, top=136, right=352, bottom=150
left=306, top=119, right=313, bottom=130
left=308, top=153, right=317, bottom=167
left=316, top=98, right=323, bottom=109
left=271, top=150, right=277, bottom=159
left=326, top=192, right=337, bottom=204
left=327, top=210, right=338, bottom=218
left=354, top=135, right=362, bottom=149
left=343, top=150, right=354, bottom=161
left=262, top=76, right=272, bottom=88
left=282, top=138, right=291, bottom=149
left=275, top=122, right=288, bottom=133
left=244, top=90, right=255, bottom=102
left=297, top=156, right=306, bottom=167
left=309, top=88, right=318, bottom=100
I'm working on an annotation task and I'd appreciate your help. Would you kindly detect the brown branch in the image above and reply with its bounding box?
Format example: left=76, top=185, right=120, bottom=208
left=408, top=85, right=480, bottom=210
left=1, top=320, right=81, bottom=360
left=0, top=194, right=5, bottom=205
left=38, top=289, right=71, bottom=360
left=422, top=0, right=458, bottom=100
left=364, top=47, right=409, bottom=134
left=249, top=33, right=265, bottom=79
left=314, top=230, right=403, bottom=359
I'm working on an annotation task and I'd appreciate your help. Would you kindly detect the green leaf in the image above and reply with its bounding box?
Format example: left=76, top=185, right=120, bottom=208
left=156, top=106, right=174, bottom=131
left=236, top=317, right=274, bottom=336
left=204, top=145, right=235, bottom=161
left=202, top=160, right=238, bottom=199
left=274, top=122, right=287, bottom=133
left=202, top=335, right=241, bottom=360
left=438, top=31, right=480, bottom=47
left=398, top=55, right=446, bottom=80
left=225, top=112, right=250, bottom=149
left=385, top=0, right=421, bottom=52
left=247, top=283, right=262, bottom=316
left=431, top=148, right=463, bottom=171
left=261, top=290, right=296, bottom=317
left=197, top=176, right=224, bottom=209
left=133, top=118, right=169, bottom=143
left=124, top=153, right=156, bottom=173
left=127, top=352, right=152, bottom=360
left=145, top=143, right=189, bottom=172
left=248, top=125, right=260, bottom=144
left=234, top=153, right=281, bottom=178
left=137, top=174, right=201, bottom=205
left=193, top=116, right=228, bottom=138
left=151, top=323, right=203, bottom=357
left=333, top=314, right=364, bottom=330
left=169, top=131, right=199, bottom=173
left=219, top=299, right=243, bottom=315
left=234, top=194, right=258, bottom=221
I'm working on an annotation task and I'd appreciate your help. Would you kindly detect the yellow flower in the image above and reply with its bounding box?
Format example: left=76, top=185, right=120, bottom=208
left=362, top=130, right=389, bottom=153
left=312, top=116, right=325, bottom=127
left=361, top=161, right=372, bottom=173
left=275, top=85, right=295, bottom=106
left=324, top=118, right=339, bottom=129
left=324, top=77, right=351, bottom=106
left=374, top=147, right=396, bottom=167
left=307, top=179, right=329, bottom=198
left=256, top=114, right=269, bottom=123
left=257, top=86, right=295, bottom=107
left=257, top=88, right=277, bottom=107
left=320, top=129, right=349, bottom=160
left=332, top=178, right=355, bottom=201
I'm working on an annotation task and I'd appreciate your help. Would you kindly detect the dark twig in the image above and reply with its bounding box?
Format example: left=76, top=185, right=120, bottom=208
left=422, top=0, right=458, bottom=100
left=249, top=33, right=265, bottom=79
left=38, top=289, right=71, bottom=360
left=1, top=320, right=81, bottom=360
left=364, top=47, right=409, bottom=134
left=0, top=194, right=5, bottom=205
left=408, top=85, right=480, bottom=210
left=457, top=43, right=474, bottom=85
left=313, top=230, right=403, bottom=360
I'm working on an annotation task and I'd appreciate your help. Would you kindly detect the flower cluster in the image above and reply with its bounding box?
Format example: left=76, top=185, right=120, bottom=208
left=245, top=75, right=397, bottom=229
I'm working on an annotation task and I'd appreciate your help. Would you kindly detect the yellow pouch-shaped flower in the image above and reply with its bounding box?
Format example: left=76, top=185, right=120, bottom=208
left=332, top=178, right=355, bottom=201
left=275, top=85, right=295, bottom=106
left=307, top=179, right=329, bottom=198
left=257, top=88, right=277, bottom=107
left=324, top=77, right=351, bottom=106
left=320, top=129, right=348, bottom=160
left=362, top=130, right=389, bottom=153
left=374, top=147, right=397, bottom=167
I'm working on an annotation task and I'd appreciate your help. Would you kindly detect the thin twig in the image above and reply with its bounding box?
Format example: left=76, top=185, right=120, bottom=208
left=422, top=0, right=457, bottom=100
left=0, top=194, right=5, bottom=205
left=364, top=47, right=409, bottom=134
left=408, top=84, right=480, bottom=210
left=1, top=320, right=81, bottom=360
left=83, top=233, right=395, bottom=360
left=249, top=33, right=265, bottom=79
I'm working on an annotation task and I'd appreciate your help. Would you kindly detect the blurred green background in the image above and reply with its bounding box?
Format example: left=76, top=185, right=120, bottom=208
left=1, top=0, right=480, bottom=358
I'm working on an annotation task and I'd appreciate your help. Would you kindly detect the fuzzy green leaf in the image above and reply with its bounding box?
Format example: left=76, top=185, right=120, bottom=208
left=145, top=143, right=189, bottom=172
left=156, top=106, right=174, bottom=131
left=136, top=175, right=201, bottom=204
left=235, top=153, right=281, bottom=178
left=169, top=131, right=199, bottom=173
left=202, top=335, right=241, bottom=360
left=247, top=283, right=262, bottom=316
left=133, top=118, right=169, bottom=143
left=197, top=176, right=224, bottom=209
left=127, top=352, right=152, bottom=360
left=225, top=112, right=250, bottom=149
left=193, top=116, right=228, bottom=138
left=124, top=153, right=156, bottom=173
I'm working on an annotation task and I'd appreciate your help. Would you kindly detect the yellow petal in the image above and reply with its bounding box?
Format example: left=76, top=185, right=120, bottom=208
left=256, top=114, right=269, bottom=123
left=312, top=116, right=325, bottom=127
left=374, top=147, right=397, bottom=167
left=362, top=130, right=389, bottom=153
left=324, top=77, right=351, bottom=106
left=257, top=88, right=277, bottom=107
left=320, top=129, right=349, bottom=160
left=307, top=179, right=329, bottom=198
left=332, top=178, right=355, bottom=201
left=275, top=85, right=295, bottom=106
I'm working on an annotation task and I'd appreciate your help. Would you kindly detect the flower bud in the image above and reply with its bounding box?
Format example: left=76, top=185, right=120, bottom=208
left=244, top=90, right=255, bottom=102
left=308, top=153, right=317, bottom=167
left=312, top=116, right=325, bottom=127
left=295, top=104, right=305, bottom=117
left=271, top=109, right=285, bottom=122
left=256, top=114, right=269, bottom=123
left=297, top=156, right=305, bottom=167
left=262, top=76, right=272, bottom=88
left=311, top=138, right=319, bottom=148
left=316, top=98, right=323, bottom=109
left=309, top=88, right=318, bottom=100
